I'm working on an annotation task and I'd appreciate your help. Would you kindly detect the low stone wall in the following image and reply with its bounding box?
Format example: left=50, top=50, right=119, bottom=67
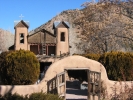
left=0, top=55, right=133, bottom=99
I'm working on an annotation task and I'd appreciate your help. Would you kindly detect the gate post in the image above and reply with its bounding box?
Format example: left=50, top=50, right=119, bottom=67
left=88, top=70, right=91, bottom=100
left=88, top=70, right=101, bottom=100
left=56, top=71, right=66, bottom=99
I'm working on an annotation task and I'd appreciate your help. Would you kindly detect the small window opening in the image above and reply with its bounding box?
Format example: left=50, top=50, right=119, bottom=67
left=20, top=33, right=24, bottom=43
left=61, top=32, right=65, bottom=41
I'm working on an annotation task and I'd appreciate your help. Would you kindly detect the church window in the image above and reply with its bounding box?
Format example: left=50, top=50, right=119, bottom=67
left=20, top=33, right=24, bottom=43
left=60, top=32, right=65, bottom=41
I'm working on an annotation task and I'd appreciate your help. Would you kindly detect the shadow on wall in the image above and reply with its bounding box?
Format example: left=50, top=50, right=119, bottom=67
left=47, top=76, right=57, bottom=94
left=0, top=85, right=14, bottom=96
left=0, top=86, right=1, bottom=95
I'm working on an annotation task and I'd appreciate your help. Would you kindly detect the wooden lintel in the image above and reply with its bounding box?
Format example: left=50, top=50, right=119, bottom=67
left=29, top=43, right=56, bottom=46
left=45, top=43, right=56, bottom=46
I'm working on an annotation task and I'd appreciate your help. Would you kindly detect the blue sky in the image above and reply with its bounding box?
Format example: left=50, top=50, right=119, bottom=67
left=0, top=0, right=87, bottom=33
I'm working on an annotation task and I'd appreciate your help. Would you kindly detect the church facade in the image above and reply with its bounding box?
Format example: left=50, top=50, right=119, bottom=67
left=14, top=20, right=70, bottom=56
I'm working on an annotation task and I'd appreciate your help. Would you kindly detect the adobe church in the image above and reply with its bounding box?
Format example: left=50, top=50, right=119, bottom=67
left=14, top=20, right=70, bottom=56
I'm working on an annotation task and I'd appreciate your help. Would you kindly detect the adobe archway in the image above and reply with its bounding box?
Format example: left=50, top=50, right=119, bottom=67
left=40, top=55, right=133, bottom=99
left=39, top=55, right=109, bottom=98
left=42, top=55, right=108, bottom=84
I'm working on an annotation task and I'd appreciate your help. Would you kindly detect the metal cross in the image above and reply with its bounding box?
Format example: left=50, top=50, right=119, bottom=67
left=19, top=14, right=24, bottom=20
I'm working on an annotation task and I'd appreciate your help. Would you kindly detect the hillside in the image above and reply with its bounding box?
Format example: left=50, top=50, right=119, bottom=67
left=29, top=2, right=133, bottom=54
left=0, top=29, right=14, bottom=52
left=75, top=2, right=133, bottom=54
left=1, top=2, right=132, bottom=54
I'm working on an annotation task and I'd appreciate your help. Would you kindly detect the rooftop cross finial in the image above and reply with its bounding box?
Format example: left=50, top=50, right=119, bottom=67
left=19, top=14, right=24, bottom=20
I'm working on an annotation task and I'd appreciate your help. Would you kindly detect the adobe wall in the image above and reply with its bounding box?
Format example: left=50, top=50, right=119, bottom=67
left=56, top=28, right=69, bottom=55
left=15, top=27, right=28, bottom=50
left=0, top=55, right=132, bottom=98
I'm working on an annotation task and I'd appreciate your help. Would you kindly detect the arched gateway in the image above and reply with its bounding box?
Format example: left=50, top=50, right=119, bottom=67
left=40, top=55, right=108, bottom=100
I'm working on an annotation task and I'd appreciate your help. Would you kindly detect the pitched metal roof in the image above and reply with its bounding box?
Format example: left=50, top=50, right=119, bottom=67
left=53, top=21, right=61, bottom=28
left=14, top=20, right=29, bottom=28
left=64, top=21, right=70, bottom=28
left=53, top=21, right=70, bottom=28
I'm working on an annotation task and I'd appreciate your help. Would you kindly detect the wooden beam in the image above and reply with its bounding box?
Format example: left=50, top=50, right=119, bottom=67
left=29, top=43, right=56, bottom=46
left=46, top=45, right=48, bottom=55
left=38, top=45, right=39, bottom=54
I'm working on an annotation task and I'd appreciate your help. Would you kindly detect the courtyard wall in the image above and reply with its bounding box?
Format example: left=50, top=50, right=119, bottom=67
left=0, top=55, right=132, bottom=98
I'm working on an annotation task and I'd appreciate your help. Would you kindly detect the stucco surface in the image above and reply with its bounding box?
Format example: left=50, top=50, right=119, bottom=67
left=15, top=27, right=28, bottom=50
left=56, top=28, right=69, bottom=55
left=0, top=55, right=133, bottom=99
left=0, top=85, right=42, bottom=96
left=43, top=55, right=108, bottom=83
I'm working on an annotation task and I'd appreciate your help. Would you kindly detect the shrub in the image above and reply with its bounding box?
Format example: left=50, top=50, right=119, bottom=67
left=28, top=92, right=45, bottom=100
left=79, top=51, right=133, bottom=81
left=0, top=93, right=28, bottom=100
left=81, top=53, right=100, bottom=61
left=73, top=53, right=100, bottom=61
left=0, top=92, right=63, bottom=100
left=0, top=51, right=13, bottom=84
left=0, top=50, right=40, bottom=85
left=99, top=51, right=133, bottom=81
left=29, top=92, right=63, bottom=100
left=0, top=51, right=13, bottom=69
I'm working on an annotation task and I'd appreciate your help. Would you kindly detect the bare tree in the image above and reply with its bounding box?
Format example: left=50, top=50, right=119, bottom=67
left=74, top=2, right=133, bottom=54
left=0, top=29, right=6, bottom=51
left=0, top=29, right=14, bottom=52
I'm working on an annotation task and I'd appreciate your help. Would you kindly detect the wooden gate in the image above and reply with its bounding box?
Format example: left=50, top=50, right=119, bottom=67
left=56, top=69, right=101, bottom=100
left=57, top=71, right=66, bottom=99
left=88, top=70, right=101, bottom=100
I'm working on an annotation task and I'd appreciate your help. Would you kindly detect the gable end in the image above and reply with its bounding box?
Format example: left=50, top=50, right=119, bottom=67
left=53, top=21, right=69, bottom=29
left=14, top=20, right=29, bottom=29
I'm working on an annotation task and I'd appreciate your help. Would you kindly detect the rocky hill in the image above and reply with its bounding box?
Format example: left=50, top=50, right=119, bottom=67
left=29, top=1, right=133, bottom=54
left=0, top=29, right=14, bottom=52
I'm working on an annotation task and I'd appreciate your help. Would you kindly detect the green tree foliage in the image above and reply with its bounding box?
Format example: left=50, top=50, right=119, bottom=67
left=0, top=51, right=13, bottom=84
left=29, top=92, right=63, bottom=100
left=0, top=51, right=13, bottom=69
left=99, top=51, right=133, bottom=81
left=81, top=53, right=100, bottom=61
left=0, top=92, right=63, bottom=100
left=77, top=52, right=133, bottom=81
left=0, top=93, right=27, bottom=100
left=73, top=53, right=100, bottom=61
left=0, top=50, right=40, bottom=85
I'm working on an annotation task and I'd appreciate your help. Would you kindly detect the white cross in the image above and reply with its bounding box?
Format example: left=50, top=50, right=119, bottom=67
left=19, top=14, right=24, bottom=20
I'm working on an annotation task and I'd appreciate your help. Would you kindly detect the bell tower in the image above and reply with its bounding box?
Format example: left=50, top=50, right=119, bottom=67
left=53, top=21, right=69, bottom=56
left=14, top=20, right=29, bottom=50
